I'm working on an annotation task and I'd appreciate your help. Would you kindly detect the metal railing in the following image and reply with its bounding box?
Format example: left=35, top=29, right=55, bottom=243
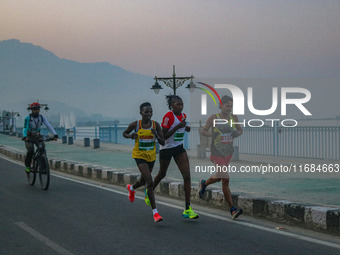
left=15, top=127, right=66, bottom=138
left=67, top=124, right=340, bottom=160
left=70, top=127, right=98, bottom=140
left=232, top=126, right=340, bottom=160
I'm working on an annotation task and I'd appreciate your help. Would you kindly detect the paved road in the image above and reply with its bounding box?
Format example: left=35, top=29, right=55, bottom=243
left=1, top=156, right=340, bottom=255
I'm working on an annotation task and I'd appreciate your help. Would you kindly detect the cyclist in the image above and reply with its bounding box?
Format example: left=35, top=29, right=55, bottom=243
left=23, top=102, right=58, bottom=173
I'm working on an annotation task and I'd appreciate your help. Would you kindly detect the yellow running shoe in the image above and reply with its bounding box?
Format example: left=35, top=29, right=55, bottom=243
left=144, top=189, right=151, bottom=206
left=182, top=206, right=199, bottom=219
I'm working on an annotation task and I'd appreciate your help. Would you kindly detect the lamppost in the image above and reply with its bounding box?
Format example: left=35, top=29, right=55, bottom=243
left=151, top=65, right=196, bottom=95
left=2, top=110, right=20, bottom=133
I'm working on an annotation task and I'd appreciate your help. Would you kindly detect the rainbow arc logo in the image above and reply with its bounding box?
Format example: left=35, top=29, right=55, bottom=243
left=196, top=82, right=222, bottom=108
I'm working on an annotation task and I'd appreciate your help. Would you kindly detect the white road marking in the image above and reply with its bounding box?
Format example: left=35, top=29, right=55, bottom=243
left=2, top=154, right=340, bottom=250
left=15, top=222, right=74, bottom=255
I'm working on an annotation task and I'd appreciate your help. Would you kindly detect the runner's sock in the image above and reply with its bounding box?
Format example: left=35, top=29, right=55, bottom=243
left=152, top=209, right=158, bottom=215
left=185, top=202, right=190, bottom=210
left=130, top=186, right=134, bottom=191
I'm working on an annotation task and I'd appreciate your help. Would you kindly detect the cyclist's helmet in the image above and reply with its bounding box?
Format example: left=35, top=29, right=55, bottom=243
left=29, top=102, right=40, bottom=110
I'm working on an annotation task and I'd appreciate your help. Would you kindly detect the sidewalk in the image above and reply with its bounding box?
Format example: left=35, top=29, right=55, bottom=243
left=1, top=133, right=339, bottom=208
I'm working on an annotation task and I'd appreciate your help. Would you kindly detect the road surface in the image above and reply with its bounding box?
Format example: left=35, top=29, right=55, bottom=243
left=1, top=156, right=339, bottom=255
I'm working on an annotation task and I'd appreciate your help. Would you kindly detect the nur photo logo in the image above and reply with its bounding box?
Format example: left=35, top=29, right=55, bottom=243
left=197, top=82, right=312, bottom=127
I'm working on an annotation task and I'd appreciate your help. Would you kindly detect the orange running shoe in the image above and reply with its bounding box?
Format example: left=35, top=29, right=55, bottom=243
left=153, top=212, right=163, bottom=223
left=126, top=184, right=135, bottom=202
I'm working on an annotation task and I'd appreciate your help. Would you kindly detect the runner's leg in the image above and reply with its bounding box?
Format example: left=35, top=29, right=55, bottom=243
left=153, top=159, right=171, bottom=190
left=174, top=152, right=191, bottom=205
left=133, top=160, right=155, bottom=190
left=221, top=177, right=233, bottom=208
left=137, top=162, right=156, bottom=209
left=133, top=177, right=145, bottom=190
left=204, top=176, right=221, bottom=186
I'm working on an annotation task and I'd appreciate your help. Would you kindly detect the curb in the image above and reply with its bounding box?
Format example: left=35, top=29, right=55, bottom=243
left=1, top=145, right=339, bottom=235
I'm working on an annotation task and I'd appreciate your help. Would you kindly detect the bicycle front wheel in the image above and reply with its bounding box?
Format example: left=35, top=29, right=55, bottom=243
left=38, top=154, right=50, bottom=190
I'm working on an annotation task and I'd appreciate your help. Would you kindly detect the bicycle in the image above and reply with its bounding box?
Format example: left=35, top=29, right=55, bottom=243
left=25, top=135, right=54, bottom=190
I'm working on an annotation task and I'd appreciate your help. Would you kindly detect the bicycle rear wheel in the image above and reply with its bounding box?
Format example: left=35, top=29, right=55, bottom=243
left=27, top=160, right=37, bottom=185
left=38, top=154, right=50, bottom=190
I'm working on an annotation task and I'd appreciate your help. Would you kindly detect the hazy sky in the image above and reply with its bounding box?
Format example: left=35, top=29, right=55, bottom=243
left=1, top=0, right=339, bottom=78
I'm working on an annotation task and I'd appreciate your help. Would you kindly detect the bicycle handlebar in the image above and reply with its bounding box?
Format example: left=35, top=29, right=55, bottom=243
left=23, top=135, right=55, bottom=142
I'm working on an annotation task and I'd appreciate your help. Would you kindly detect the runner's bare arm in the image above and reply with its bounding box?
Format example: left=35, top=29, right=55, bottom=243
left=123, top=121, right=138, bottom=139
left=162, top=120, right=186, bottom=140
left=231, top=114, right=243, bottom=138
left=154, top=122, right=165, bottom=145
left=201, top=114, right=215, bottom=137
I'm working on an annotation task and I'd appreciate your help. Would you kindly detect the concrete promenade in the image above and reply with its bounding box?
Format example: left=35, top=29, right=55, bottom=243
left=0, top=133, right=339, bottom=234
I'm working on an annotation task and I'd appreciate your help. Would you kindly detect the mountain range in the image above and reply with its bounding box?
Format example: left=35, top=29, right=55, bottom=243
left=0, top=39, right=173, bottom=126
left=1, top=39, right=339, bottom=126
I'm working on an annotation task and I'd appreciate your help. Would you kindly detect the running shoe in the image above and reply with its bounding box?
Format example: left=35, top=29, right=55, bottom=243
left=182, top=206, right=199, bottom=219
left=25, top=166, right=31, bottom=173
left=126, top=184, right=135, bottom=202
left=198, top=179, right=206, bottom=199
left=230, top=207, right=243, bottom=220
left=153, top=212, right=163, bottom=223
left=144, top=189, right=151, bottom=206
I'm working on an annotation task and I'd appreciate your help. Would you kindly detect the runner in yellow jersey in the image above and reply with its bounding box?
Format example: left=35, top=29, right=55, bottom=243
left=199, top=95, right=244, bottom=219
left=123, top=102, right=165, bottom=223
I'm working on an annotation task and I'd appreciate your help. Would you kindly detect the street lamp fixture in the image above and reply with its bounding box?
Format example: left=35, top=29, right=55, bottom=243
left=151, top=79, right=163, bottom=94
left=185, top=77, right=196, bottom=93
left=5, top=111, right=19, bottom=117
left=5, top=111, right=20, bottom=117
left=1, top=110, right=20, bottom=133
left=151, top=65, right=195, bottom=96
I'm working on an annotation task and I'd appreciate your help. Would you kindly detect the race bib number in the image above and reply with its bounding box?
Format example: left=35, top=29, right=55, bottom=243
left=174, top=132, right=185, bottom=141
left=220, top=133, right=232, bottom=144
left=139, top=139, right=155, bottom=151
